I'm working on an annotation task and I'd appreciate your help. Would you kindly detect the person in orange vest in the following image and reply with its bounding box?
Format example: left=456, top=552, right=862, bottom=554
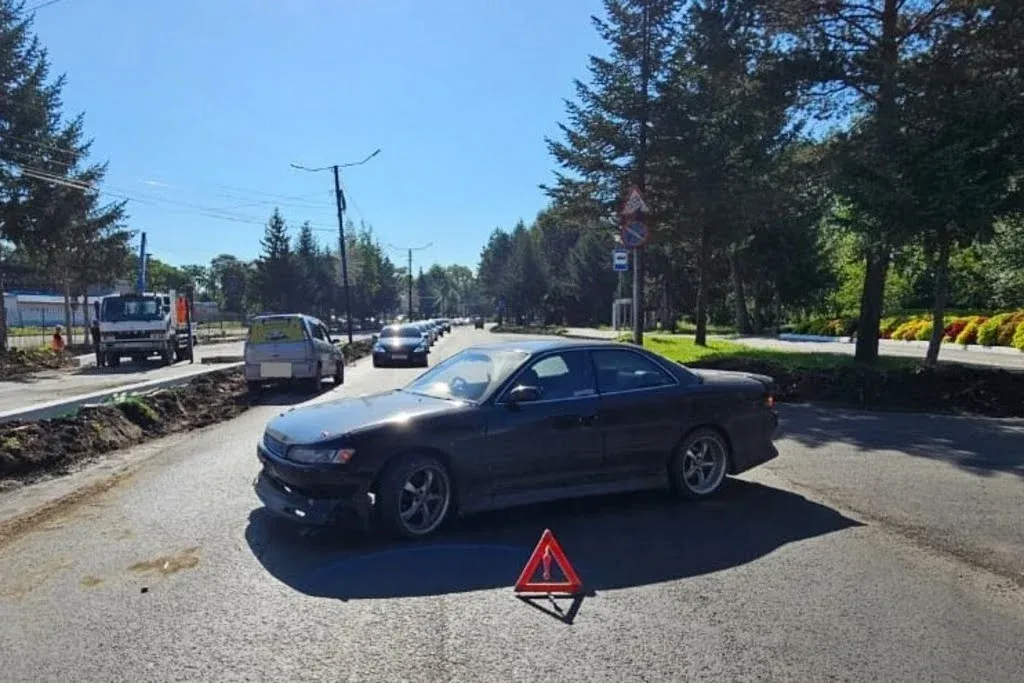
left=50, top=326, right=65, bottom=352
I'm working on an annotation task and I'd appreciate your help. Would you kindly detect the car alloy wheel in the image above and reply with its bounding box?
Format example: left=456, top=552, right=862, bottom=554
left=671, top=428, right=729, bottom=498
left=378, top=454, right=452, bottom=538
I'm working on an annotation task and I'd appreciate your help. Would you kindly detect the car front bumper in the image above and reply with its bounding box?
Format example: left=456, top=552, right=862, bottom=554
left=373, top=349, right=427, bottom=365
left=255, top=446, right=374, bottom=528
left=100, top=340, right=167, bottom=352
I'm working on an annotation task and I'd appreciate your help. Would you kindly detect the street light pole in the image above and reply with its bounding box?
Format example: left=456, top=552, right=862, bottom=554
left=291, top=149, right=380, bottom=344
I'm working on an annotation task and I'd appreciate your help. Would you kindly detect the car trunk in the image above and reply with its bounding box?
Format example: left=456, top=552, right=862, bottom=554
left=245, top=318, right=310, bottom=377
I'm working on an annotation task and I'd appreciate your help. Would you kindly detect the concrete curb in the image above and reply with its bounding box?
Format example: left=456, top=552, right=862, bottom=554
left=0, top=362, right=243, bottom=424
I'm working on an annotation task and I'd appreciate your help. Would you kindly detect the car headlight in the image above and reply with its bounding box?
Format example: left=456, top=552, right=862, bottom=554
left=415, top=343, right=426, bottom=352
left=288, top=446, right=355, bottom=464
left=374, top=343, right=385, bottom=352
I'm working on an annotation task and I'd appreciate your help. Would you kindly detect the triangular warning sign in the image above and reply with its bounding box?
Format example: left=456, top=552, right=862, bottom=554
left=513, top=529, right=583, bottom=595
left=621, top=186, right=648, bottom=215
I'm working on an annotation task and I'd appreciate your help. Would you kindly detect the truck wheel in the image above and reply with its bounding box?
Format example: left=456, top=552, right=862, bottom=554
left=161, top=348, right=173, bottom=365
left=107, top=354, right=121, bottom=368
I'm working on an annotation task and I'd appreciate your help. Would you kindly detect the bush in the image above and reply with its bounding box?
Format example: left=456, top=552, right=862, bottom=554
left=977, top=314, right=1009, bottom=347
left=996, top=312, right=1024, bottom=346
left=1013, top=322, right=1024, bottom=352
left=880, top=316, right=909, bottom=339
left=955, top=318, right=985, bottom=346
left=943, top=317, right=970, bottom=342
left=913, top=321, right=933, bottom=341
left=892, top=319, right=925, bottom=341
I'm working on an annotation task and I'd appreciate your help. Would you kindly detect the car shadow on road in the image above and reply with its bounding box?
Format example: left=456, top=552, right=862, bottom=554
left=779, top=404, right=1024, bottom=479
left=244, top=479, right=860, bottom=601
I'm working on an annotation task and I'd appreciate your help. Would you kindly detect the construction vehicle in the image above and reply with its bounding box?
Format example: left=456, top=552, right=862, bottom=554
left=94, top=290, right=194, bottom=367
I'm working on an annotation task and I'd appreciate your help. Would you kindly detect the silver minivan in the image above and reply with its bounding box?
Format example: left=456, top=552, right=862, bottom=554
left=244, top=314, right=344, bottom=395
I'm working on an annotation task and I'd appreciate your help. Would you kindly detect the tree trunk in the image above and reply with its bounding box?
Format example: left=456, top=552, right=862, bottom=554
left=925, top=226, right=951, bottom=367
left=694, top=223, right=712, bottom=347
left=728, top=247, right=752, bottom=335
left=854, top=244, right=890, bottom=364
left=0, top=265, right=7, bottom=352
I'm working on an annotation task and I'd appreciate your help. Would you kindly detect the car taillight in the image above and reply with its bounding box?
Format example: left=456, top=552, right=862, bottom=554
left=765, top=394, right=776, bottom=409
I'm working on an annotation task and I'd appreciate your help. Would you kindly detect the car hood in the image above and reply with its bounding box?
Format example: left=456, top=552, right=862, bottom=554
left=265, top=390, right=463, bottom=445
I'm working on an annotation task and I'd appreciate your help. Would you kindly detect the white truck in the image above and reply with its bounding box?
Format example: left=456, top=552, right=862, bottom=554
left=94, top=290, right=195, bottom=367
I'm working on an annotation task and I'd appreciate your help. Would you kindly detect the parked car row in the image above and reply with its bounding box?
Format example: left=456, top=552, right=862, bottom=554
left=372, top=318, right=454, bottom=367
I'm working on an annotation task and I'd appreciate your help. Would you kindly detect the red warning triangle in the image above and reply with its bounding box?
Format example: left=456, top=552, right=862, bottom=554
left=513, top=529, right=583, bottom=595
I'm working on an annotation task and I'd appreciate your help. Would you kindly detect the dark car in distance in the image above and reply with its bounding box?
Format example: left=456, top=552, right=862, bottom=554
left=473, top=316, right=484, bottom=329
left=372, top=324, right=429, bottom=367
left=253, top=339, right=779, bottom=539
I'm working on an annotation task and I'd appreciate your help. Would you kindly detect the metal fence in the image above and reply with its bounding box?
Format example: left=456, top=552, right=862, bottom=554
left=5, top=316, right=249, bottom=350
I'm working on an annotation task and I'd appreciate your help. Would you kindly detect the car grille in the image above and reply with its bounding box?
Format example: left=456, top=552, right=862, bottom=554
left=262, top=433, right=287, bottom=458
left=113, top=330, right=153, bottom=340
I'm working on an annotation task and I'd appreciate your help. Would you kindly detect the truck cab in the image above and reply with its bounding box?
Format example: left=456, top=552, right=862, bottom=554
left=96, top=291, right=194, bottom=367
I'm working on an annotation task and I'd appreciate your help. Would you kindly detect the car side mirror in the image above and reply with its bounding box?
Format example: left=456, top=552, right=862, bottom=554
left=507, top=385, right=541, bottom=405
left=371, top=334, right=379, bottom=343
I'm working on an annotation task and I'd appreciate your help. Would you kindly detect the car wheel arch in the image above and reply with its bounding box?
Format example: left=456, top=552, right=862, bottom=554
left=670, top=423, right=735, bottom=476
left=371, top=446, right=462, bottom=510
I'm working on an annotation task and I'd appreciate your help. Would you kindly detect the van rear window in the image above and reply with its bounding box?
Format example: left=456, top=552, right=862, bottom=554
left=248, top=318, right=306, bottom=344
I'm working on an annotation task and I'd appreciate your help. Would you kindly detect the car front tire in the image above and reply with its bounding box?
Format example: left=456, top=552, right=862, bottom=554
left=669, top=427, right=731, bottom=499
left=375, top=453, right=453, bottom=539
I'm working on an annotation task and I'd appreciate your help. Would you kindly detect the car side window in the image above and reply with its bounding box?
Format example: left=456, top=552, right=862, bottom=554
left=310, top=322, right=326, bottom=341
left=592, top=349, right=675, bottom=394
left=321, top=325, right=334, bottom=343
left=510, top=350, right=596, bottom=402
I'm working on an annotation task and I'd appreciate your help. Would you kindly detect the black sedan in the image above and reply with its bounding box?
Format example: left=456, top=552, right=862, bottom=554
left=254, top=339, right=779, bottom=539
left=372, top=324, right=430, bottom=367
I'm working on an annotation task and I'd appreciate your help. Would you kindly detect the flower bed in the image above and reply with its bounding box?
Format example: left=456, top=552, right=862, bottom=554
left=789, top=311, right=1024, bottom=351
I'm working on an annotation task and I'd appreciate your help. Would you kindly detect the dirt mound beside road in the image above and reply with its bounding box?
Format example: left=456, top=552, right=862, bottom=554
left=0, top=340, right=375, bottom=486
left=0, top=347, right=76, bottom=380
left=0, top=369, right=248, bottom=485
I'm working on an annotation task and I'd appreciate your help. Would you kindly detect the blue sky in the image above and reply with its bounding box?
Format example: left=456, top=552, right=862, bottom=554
left=31, top=0, right=606, bottom=271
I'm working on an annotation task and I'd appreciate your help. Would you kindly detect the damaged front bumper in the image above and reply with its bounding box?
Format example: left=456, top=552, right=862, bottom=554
left=254, top=448, right=374, bottom=530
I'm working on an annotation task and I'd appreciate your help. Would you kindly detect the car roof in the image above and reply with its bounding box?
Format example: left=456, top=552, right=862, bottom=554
left=253, top=313, right=315, bottom=322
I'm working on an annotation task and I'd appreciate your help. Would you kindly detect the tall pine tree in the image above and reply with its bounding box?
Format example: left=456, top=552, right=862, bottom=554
left=255, top=209, right=294, bottom=313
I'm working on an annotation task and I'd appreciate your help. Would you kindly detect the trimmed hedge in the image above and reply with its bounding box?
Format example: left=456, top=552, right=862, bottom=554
left=790, top=311, right=1024, bottom=351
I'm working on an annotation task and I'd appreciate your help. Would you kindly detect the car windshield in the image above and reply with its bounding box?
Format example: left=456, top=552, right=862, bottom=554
left=380, top=325, right=421, bottom=339
left=403, top=348, right=529, bottom=403
left=99, top=296, right=163, bottom=322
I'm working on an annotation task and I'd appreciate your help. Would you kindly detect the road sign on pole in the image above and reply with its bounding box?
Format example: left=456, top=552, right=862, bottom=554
left=621, top=186, right=649, bottom=216
left=620, top=221, right=649, bottom=249
left=612, top=248, right=629, bottom=271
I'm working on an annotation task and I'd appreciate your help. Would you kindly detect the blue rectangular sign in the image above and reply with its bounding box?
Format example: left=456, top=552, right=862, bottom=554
left=612, top=248, right=629, bottom=272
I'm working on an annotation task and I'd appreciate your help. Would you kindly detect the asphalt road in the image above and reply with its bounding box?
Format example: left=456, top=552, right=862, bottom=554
left=0, top=334, right=374, bottom=416
left=564, top=327, right=1024, bottom=369
left=0, top=327, right=1022, bottom=681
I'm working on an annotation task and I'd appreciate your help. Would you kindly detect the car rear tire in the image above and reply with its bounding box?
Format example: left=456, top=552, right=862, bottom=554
left=669, top=427, right=730, bottom=499
left=375, top=454, right=453, bottom=539
left=333, top=360, right=344, bottom=386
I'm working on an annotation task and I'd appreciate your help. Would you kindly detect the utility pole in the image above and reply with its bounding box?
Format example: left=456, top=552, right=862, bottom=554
left=291, top=149, right=380, bottom=344
left=388, top=242, right=432, bottom=322
left=633, top=0, right=651, bottom=347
